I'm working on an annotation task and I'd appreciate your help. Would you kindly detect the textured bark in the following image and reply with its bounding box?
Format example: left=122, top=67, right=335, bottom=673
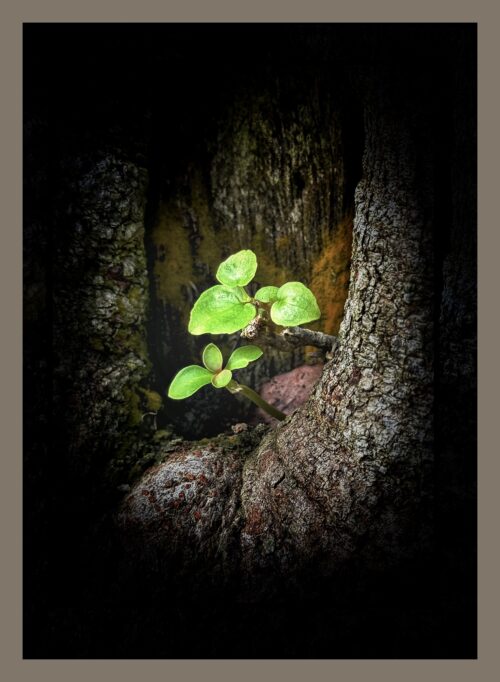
left=239, top=95, right=435, bottom=581
left=118, top=80, right=436, bottom=591
left=119, top=427, right=268, bottom=581
left=25, top=145, right=160, bottom=489
left=23, top=25, right=175, bottom=503
left=49, top=153, right=159, bottom=483
left=24, top=25, right=476, bottom=658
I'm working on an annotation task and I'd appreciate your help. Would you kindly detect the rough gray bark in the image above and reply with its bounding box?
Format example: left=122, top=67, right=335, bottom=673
left=239, top=96, right=435, bottom=580
left=24, top=25, right=475, bottom=659
left=209, top=83, right=346, bottom=276
left=51, top=154, right=155, bottom=482
left=117, top=84, right=436, bottom=589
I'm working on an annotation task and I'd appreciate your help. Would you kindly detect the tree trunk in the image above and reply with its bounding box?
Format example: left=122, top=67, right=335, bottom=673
left=24, top=24, right=476, bottom=658
left=118, top=72, right=436, bottom=590
left=239, top=93, right=436, bottom=582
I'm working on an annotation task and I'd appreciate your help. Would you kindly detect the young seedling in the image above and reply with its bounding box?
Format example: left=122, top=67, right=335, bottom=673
left=187, top=249, right=321, bottom=335
left=167, top=249, right=325, bottom=422
left=168, top=342, right=286, bottom=421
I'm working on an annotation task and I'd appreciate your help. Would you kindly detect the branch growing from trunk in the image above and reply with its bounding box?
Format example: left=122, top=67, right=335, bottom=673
left=240, top=316, right=338, bottom=354
left=281, top=326, right=338, bottom=352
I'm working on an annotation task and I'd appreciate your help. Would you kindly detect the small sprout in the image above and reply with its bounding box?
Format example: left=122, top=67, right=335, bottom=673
left=168, top=249, right=323, bottom=421
left=168, top=343, right=284, bottom=419
left=188, top=249, right=321, bottom=335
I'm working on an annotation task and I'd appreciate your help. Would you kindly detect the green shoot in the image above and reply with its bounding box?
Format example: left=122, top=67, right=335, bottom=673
left=168, top=342, right=285, bottom=421
left=168, top=249, right=323, bottom=423
left=188, top=249, right=320, bottom=335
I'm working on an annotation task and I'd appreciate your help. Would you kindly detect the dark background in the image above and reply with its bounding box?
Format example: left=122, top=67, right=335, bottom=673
left=24, top=24, right=476, bottom=658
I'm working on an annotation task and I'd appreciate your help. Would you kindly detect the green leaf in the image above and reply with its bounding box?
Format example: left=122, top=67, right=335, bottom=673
left=216, top=250, right=258, bottom=287
left=235, top=286, right=252, bottom=302
left=188, top=285, right=257, bottom=335
left=226, top=345, right=263, bottom=371
left=254, top=286, right=279, bottom=303
left=168, top=365, right=213, bottom=399
left=211, top=369, right=233, bottom=388
left=202, top=343, right=223, bottom=372
left=270, top=282, right=321, bottom=327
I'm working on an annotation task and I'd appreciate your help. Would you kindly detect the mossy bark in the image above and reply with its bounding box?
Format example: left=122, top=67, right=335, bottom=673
left=26, top=149, right=166, bottom=489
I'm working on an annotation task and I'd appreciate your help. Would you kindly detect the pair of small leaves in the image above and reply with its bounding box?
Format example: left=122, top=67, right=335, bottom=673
left=255, top=281, right=321, bottom=327
left=168, top=343, right=263, bottom=400
left=188, top=250, right=320, bottom=335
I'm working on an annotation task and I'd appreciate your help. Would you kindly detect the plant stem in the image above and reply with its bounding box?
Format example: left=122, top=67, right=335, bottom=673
left=226, top=380, right=286, bottom=421
left=241, top=320, right=337, bottom=353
